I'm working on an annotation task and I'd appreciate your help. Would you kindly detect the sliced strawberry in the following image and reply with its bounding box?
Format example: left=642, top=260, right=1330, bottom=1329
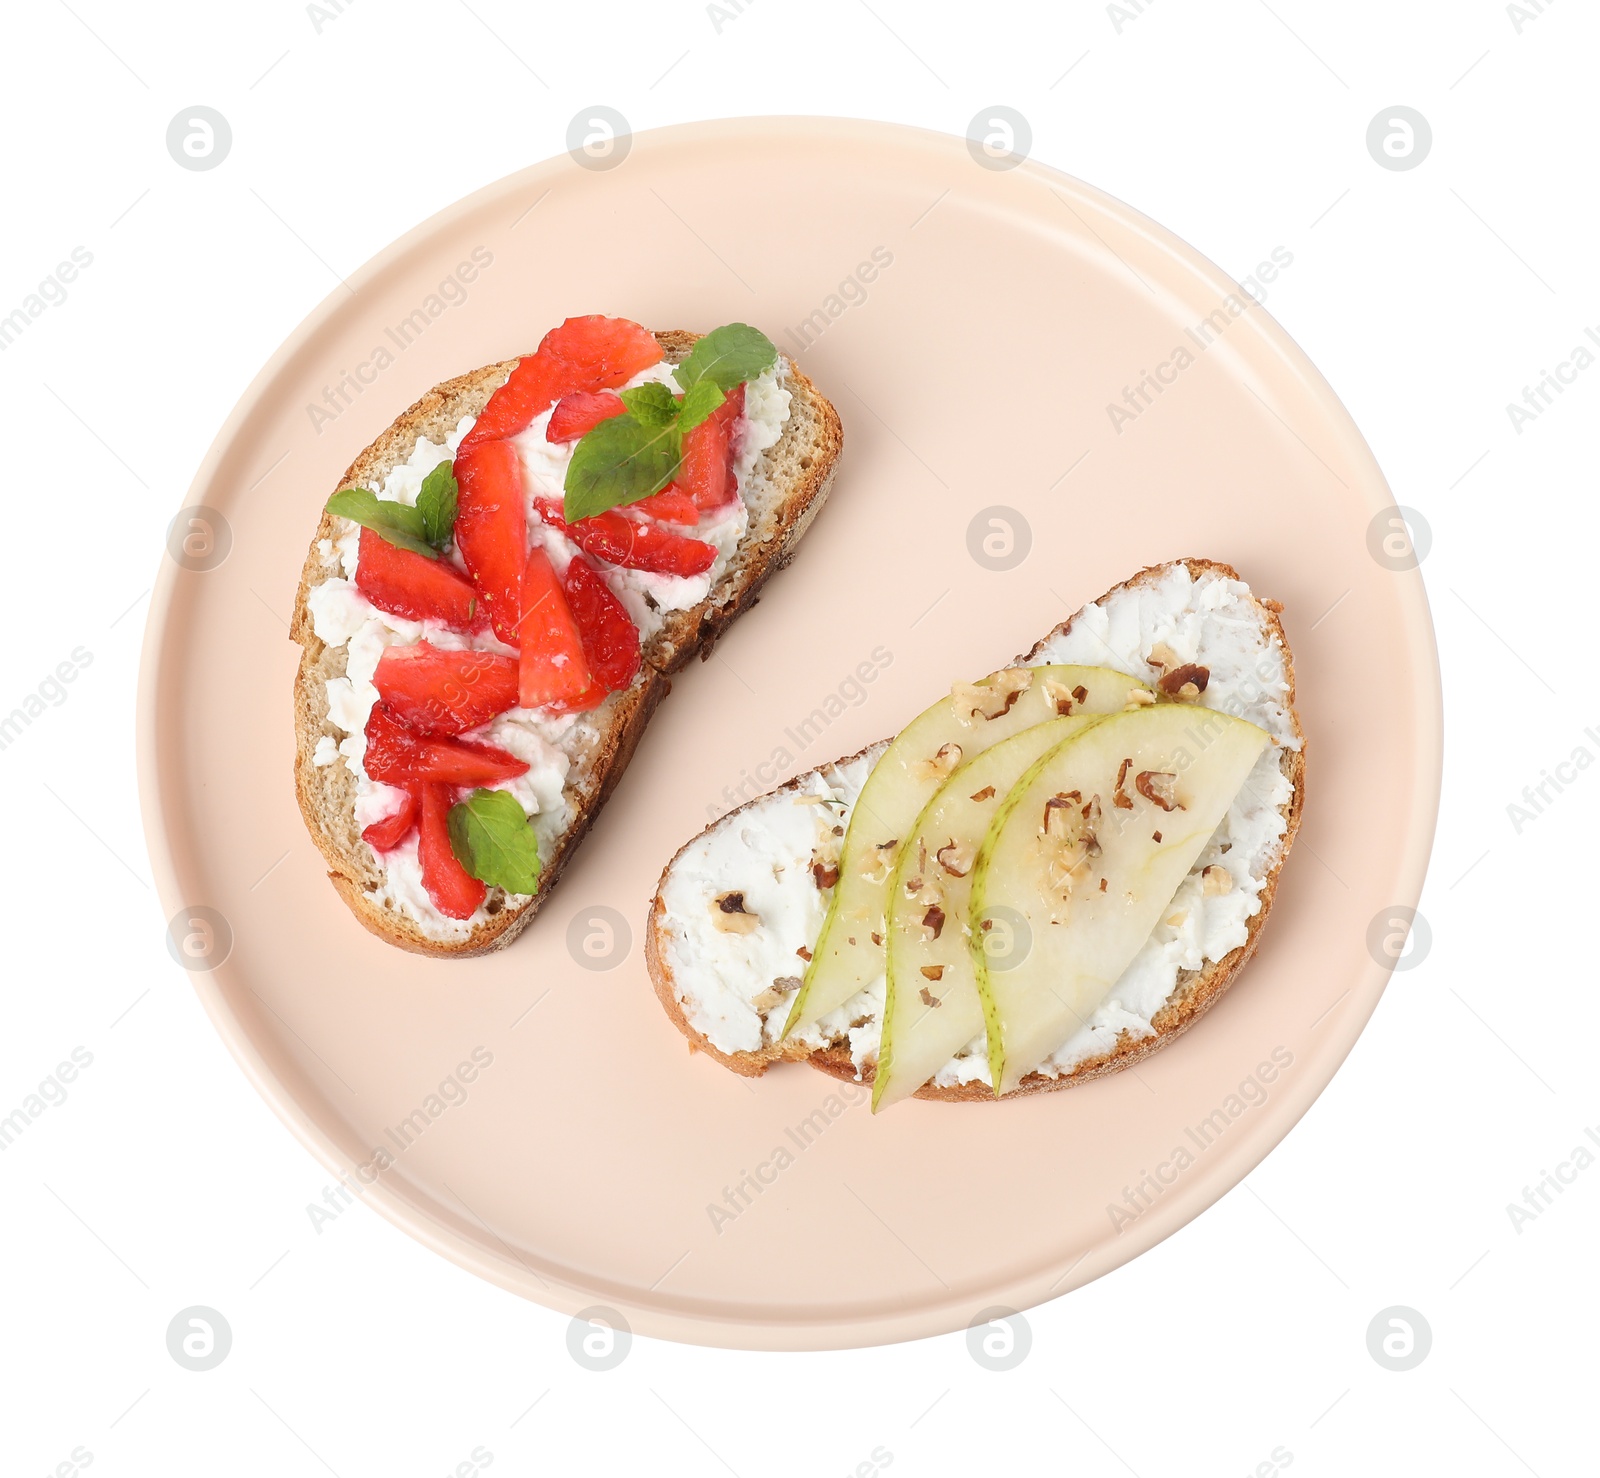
left=517, top=547, right=595, bottom=709
left=532, top=497, right=716, bottom=578
left=363, top=703, right=529, bottom=787
left=454, top=441, right=527, bottom=646
left=372, top=642, right=519, bottom=736
left=417, top=782, right=486, bottom=919
left=631, top=485, right=700, bottom=526
left=361, top=785, right=420, bottom=854
left=547, top=390, right=627, bottom=444
left=678, top=382, right=744, bottom=512
left=457, top=318, right=662, bottom=452
left=457, top=353, right=569, bottom=453
left=354, top=528, right=482, bottom=631
left=538, top=316, right=662, bottom=392
left=564, top=555, right=640, bottom=694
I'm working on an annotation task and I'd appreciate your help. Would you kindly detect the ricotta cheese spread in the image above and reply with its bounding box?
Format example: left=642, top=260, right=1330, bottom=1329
left=306, top=359, right=792, bottom=940
left=662, top=563, right=1300, bottom=1085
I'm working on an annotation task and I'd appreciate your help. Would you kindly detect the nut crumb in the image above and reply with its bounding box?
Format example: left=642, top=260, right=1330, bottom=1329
left=920, top=965, right=945, bottom=981
left=1124, top=687, right=1157, bottom=709
left=1113, top=757, right=1134, bottom=810
left=918, top=986, right=941, bottom=1007
left=796, top=945, right=813, bottom=961
left=1159, top=663, right=1210, bottom=699
left=1203, top=865, right=1233, bottom=895
left=936, top=840, right=974, bottom=878
left=1136, top=770, right=1183, bottom=812
left=712, top=892, right=760, bottom=934
left=923, top=904, right=945, bottom=939
left=1152, top=830, right=1163, bottom=843
left=970, top=785, right=997, bottom=802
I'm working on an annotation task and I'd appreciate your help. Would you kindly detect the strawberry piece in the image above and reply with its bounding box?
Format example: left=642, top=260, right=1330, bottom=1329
left=457, top=353, right=569, bottom=453
left=373, top=642, right=519, bottom=736
left=547, top=390, right=627, bottom=444
left=532, top=498, right=716, bottom=578
left=564, top=555, right=640, bottom=694
left=517, top=547, right=595, bottom=709
left=678, top=382, right=744, bottom=512
left=416, top=781, right=486, bottom=919
left=361, top=785, right=420, bottom=854
left=457, top=318, right=662, bottom=452
left=538, top=316, right=662, bottom=392
left=363, top=703, right=529, bottom=786
left=632, top=485, right=700, bottom=526
left=454, top=441, right=527, bottom=646
left=354, top=528, right=483, bottom=631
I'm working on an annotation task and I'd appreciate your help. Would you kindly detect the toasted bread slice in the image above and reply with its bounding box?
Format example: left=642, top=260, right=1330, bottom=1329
left=646, top=558, right=1305, bottom=1100
left=292, top=331, right=842, bottom=957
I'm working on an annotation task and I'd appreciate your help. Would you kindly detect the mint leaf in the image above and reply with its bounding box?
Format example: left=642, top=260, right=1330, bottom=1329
left=325, top=488, right=438, bottom=559
left=619, top=382, right=679, bottom=429
left=673, top=323, right=777, bottom=394
left=563, top=414, right=680, bottom=522
left=676, top=378, right=726, bottom=435
left=416, top=461, right=458, bottom=550
left=447, top=788, right=541, bottom=895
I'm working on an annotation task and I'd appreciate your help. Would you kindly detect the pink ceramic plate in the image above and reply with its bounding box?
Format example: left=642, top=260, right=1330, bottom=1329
left=139, top=117, right=1440, bottom=1349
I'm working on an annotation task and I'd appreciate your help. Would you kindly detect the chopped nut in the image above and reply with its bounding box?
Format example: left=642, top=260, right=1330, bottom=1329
left=796, top=944, right=813, bottom=961
left=712, top=892, right=760, bottom=934
left=1124, top=687, right=1157, bottom=709
left=1165, top=911, right=1187, bottom=928
left=1202, top=865, right=1233, bottom=895
left=871, top=931, right=883, bottom=946
left=1043, top=791, right=1082, bottom=835
left=923, top=904, right=945, bottom=939
left=1113, top=756, right=1135, bottom=810
left=918, top=986, right=941, bottom=1007
left=1071, top=685, right=1088, bottom=703
left=903, top=875, right=925, bottom=897
left=1152, top=830, right=1163, bottom=843
left=970, top=785, right=997, bottom=803
left=811, top=858, right=840, bottom=890
left=921, top=965, right=945, bottom=981
left=1042, top=677, right=1077, bottom=715
left=832, top=825, right=844, bottom=837
left=1135, top=770, right=1183, bottom=812
left=1159, top=663, right=1210, bottom=699
left=912, top=741, right=964, bottom=783
left=858, top=840, right=899, bottom=884
left=950, top=668, right=1032, bottom=724
left=935, top=840, right=974, bottom=878
left=1147, top=641, right=1182, bottom=673
left=1099, top=877, right=1108, bottom=893
left=753, top=975, right=804, bottom=1011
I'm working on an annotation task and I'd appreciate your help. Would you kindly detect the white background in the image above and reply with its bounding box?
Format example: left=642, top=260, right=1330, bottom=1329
left=3, top=1, right=1595, bottom=1473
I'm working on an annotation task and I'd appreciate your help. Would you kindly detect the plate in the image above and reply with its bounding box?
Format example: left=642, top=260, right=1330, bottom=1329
left=139, top=117, right=1440, bottom=1349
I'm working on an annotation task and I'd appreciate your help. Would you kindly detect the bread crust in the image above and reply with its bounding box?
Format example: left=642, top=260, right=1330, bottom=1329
left=292, top=332, right=842, bottom=957
left=646, top=557, right=1306, bottom=1099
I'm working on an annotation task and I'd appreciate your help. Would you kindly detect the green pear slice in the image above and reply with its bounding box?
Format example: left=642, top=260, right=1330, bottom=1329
left=783, top=664, right=1145, bottom=1040
left=875, top=714, right=1107, bottom=1111
left=972, top=704, right=1271, bottom=1096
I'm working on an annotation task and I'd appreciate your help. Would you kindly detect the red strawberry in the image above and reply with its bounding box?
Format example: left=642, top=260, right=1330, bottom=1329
left=354, top=528, right=483, bottom=631
left=372, top=642, right=519, bottom=736
left=416, top=782, right=486, bottom=919
left=517, top=547, right=595, bottom=709
left=563, top=555, right=640, bottom=694
left=457, top=318, right=662, bottom=452
left=457, top=353, right=568, bottom=453
left=547, top=390, right=627, bottom=444
left=678, top=382, right=744, bottom=512
left=533, top=498, right=716, bottom=578
left=361, top=785, right=419, bottom=853
left=631, top=485, right=700, bottom=526
left=538, top=316, right=662, bottom=392
left=454, top=441, right=527, bottom=646
left=363, top=703, right=529, bottom=786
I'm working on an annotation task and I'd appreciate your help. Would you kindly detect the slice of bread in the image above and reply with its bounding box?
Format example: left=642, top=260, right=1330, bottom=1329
left=646, top=558, right=1306, bottom=1100
left=292, top=331, right=843, bottom=957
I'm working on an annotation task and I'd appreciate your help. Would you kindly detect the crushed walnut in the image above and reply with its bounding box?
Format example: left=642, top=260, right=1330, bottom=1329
left=712, top=892, right=760, bottom=934
left=912, top=742, right=964, bottom=783
left=923, top=904, right=945, bottom=939
left=935, top=840, right=974, bottom=878
left=920, top=965, right=945, bottom=981
left=1202, top=864, right=1233, bottom=895
left=858, top=839, right=899, bottom=884
left=795, top=944, right=813, bottom=961
left=1159, top=663, right=1210, bottom=701
left=752, top=976, right=803, bottom=1012
left=950, top=668, right=1032, bottom=724
left=1042, top=677, right=1077, bottom=715
left=1124, top=687, right=1157, bottom=710
left=1113, top=756, right=1135, bottom=810
left=1136, top=770, right=1183, bottom=812
left=811, top=857, right=840, bottom=890
left=970, top=785, right=997, bottom=803
left=918, top=986, right=941, bottom=1007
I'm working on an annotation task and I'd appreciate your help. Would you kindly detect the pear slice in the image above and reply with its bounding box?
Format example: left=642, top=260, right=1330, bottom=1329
left=783, top=664, right=1146, bottom=1041
left=972, top=704, right=1271, bottom=1095
left=875, top=714, right=1107, bottom=1111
